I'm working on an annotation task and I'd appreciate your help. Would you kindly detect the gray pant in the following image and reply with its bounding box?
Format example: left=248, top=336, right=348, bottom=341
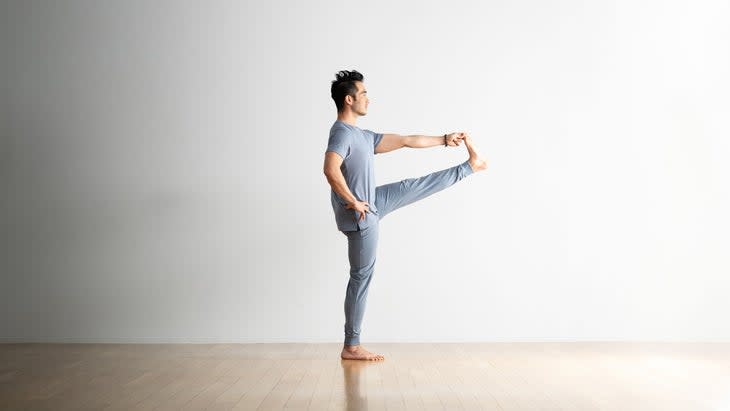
left=341, top=160, right=474, bottom=345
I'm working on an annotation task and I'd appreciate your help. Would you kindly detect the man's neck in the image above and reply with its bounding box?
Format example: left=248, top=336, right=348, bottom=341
left=336, top=111, right=358, bottom=126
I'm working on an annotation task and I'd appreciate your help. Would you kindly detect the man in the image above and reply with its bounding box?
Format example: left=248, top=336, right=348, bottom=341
left=324, top=70, right=487, bottom=361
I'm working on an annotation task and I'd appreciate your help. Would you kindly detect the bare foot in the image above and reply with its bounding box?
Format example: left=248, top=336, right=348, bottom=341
left=341, top=345, right=385, bottom=361
left=464, top=134, right=488, bottom=172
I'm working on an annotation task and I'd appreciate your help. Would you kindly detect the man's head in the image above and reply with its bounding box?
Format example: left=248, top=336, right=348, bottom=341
left=331, top=70, right=369, bottom=116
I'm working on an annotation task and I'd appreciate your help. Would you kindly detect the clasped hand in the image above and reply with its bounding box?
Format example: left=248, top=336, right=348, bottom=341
left=446, top=132, right=467, bottom=147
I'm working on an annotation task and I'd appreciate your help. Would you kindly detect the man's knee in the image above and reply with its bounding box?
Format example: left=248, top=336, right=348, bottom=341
left=401, top=178, right=416, bottom=190
left=349, top=261, right=376, bottom=281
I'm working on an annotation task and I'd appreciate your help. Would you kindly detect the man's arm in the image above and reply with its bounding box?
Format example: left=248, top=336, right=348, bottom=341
left=323, top=151, right=370, bottom=221
left=375, top=133, right=463, bottom=153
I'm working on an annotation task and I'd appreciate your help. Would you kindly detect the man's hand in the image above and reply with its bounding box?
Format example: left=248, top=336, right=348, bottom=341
left=345, top=200, right=370, bottom=221
left=446, top=132, right=465, bottom=147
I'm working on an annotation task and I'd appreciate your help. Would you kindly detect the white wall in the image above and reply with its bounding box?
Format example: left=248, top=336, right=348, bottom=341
left=2, top=0, right=729, bottom=343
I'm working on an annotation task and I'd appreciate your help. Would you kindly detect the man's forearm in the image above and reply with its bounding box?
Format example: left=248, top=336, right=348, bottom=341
left=325, top=169, right=358, bottom=205
left=404, top=135, right=445, bottom=148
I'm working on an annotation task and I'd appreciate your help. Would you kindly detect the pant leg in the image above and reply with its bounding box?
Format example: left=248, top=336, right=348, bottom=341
left=342, top=221, right=379, bottom=346
left=375, top=160, right=474, bottom=219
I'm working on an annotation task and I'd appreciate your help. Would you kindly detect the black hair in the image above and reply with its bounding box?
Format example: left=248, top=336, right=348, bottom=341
left=331, top=70, right=364, bottom=112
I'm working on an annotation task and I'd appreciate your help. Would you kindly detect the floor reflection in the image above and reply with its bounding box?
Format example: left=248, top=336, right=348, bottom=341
left=340, top=359, right=379, bottom=411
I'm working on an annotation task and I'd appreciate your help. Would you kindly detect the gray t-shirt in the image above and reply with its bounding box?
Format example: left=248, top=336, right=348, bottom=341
left=326, top=120, right=383, bottom=232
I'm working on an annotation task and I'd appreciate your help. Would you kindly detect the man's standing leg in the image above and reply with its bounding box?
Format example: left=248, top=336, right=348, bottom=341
left=341, top=222, right=385, bottom=361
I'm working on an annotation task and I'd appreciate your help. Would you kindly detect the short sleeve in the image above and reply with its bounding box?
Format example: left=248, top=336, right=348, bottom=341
left=363, top=129, right=384, bottom=154
left=326, top=128, right=352, bottom=159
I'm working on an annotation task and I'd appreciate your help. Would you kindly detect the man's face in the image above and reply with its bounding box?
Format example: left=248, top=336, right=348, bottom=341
left=349, top=81, right=369, bottom=116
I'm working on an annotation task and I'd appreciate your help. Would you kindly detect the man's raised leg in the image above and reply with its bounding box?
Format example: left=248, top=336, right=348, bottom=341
left=375, top=135, right=487, bottom=218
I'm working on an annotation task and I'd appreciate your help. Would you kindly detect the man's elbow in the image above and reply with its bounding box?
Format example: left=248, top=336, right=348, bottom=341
left=323, top=167, right=337, bottom=181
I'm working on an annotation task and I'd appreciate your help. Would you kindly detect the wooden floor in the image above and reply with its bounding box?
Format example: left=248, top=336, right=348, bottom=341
left=1, top=342, right=729, bottom=410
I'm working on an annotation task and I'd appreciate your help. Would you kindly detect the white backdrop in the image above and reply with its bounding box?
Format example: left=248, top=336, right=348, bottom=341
left=2, top=0, right=729, bottom=342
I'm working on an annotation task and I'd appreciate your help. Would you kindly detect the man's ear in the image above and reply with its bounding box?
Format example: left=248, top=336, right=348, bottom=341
left=344, top=94, right=353, bottom=106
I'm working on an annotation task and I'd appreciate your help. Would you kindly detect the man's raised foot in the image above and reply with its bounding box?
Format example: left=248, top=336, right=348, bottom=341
left=464, top=134, right=488, bottom=173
